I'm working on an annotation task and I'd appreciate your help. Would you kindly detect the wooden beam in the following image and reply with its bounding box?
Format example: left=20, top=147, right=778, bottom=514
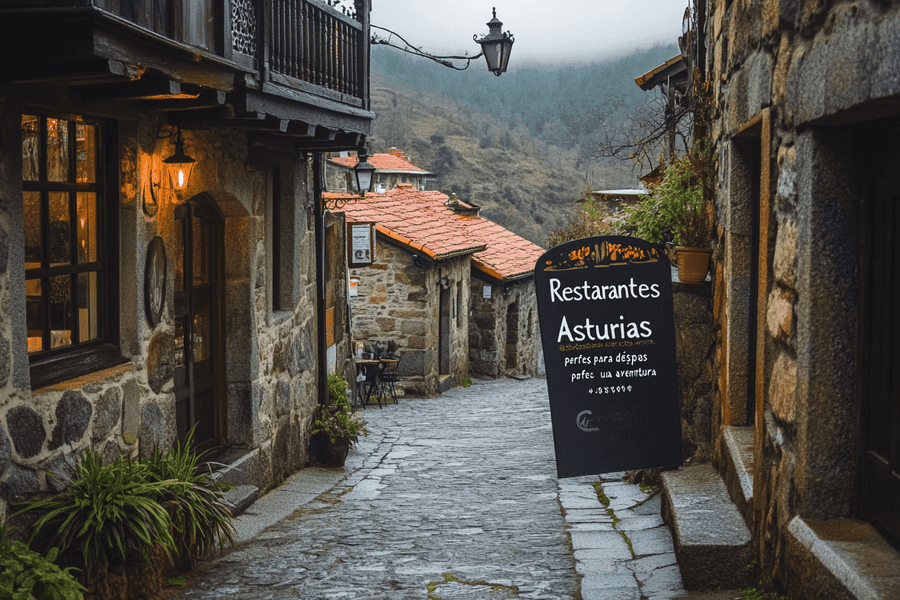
left=136, top=90, right=227, bottom=112
left=82, top=78, right=185, bottom=100
left=0, top=59, right=135, bottom=86
left=286, top=121, right=317, bottom=137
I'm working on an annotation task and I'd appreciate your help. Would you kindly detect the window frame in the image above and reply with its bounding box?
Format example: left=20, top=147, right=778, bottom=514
left=22, top=111, right=124, bottom=389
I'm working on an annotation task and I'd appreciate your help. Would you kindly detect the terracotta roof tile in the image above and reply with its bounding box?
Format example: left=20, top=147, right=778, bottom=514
left=324, top=188, right=545, bottom=281
left=330, top=152, right=429, bottom=173
left=324, top=189, right=485, bottom=260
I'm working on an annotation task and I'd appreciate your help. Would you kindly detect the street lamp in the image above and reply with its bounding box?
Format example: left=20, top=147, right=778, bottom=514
left=353, top=148, right=376, bottom=195
left=474, top=8, right=514, bottom=77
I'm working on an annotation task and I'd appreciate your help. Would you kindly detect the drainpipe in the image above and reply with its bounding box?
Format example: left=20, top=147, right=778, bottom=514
left=313, top=153, right=328, bottom=407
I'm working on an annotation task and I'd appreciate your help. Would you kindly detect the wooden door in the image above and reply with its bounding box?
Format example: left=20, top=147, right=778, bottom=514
left=173, top=202, right=223, bottom=450
left=859, top=123, right=900, bottom=548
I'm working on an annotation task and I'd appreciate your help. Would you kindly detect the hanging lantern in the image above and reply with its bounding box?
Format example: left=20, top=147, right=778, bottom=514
left=474, top=8, right=514, bottom=77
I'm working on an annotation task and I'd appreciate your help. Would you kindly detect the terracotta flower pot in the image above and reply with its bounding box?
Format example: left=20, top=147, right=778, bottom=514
left=320, top=437, right=352, bottom=467
left=676, top=247, right=712, bottom=283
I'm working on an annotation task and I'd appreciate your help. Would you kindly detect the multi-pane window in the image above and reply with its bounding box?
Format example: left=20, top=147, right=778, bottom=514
left=22, top=114, right=103, bottom=357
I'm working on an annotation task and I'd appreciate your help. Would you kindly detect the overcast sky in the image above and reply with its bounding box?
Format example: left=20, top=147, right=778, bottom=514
left=369, top=0, right=689, bottom=67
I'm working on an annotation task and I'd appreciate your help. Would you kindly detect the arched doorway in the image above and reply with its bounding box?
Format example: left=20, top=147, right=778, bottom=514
left=173, top=199, right=225, bottom=450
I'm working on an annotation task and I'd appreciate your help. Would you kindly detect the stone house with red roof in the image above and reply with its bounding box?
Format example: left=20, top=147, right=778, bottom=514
left=324, top=188, right=543, bottom=395
left=327, top=148, right=433, bottom=193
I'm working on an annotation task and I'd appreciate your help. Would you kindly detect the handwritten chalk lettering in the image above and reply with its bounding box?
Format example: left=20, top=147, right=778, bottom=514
left=571, top=369, right=594, bottom=382
left=577, top=410, right=600, bottom=432
left=549, top=277, right=661, bottom=303
left=564, top=354, right=591, bottom=367
left=615, top=368, right=658, bottom=378
left=615, top=353, right=648, bottom=365
left=557, top=315, right=653, bottom=343
left=588, top=385, right=633, bottom=394
left=535, top=235, right=682, bottom=478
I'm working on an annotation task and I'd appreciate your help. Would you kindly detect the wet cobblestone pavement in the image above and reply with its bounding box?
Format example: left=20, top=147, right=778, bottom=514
left=167, top=378, right=688, bottom=599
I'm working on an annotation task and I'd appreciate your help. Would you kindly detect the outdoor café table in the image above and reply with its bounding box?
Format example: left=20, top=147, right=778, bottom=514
left=354, top=359, right=383, bottom=409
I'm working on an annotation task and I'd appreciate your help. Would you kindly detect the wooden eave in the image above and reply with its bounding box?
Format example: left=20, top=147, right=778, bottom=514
left=635, top=55, right=688, bottom=91
left=472, top=262, right=534, bottom=284
left=0, top=5, right=373, bottom=151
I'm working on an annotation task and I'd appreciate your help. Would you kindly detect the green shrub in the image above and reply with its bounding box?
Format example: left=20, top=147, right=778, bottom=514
left=611, top=143, right=713, bottom=247
left=313, top=372, right=368, bottom=445
left=142, top=428, right=235, bottom=568
left=15, top=451, right=177, bottom=574
left=0, top=529, right=86, bottom=600
left=142, top=429, right=234, bottom=567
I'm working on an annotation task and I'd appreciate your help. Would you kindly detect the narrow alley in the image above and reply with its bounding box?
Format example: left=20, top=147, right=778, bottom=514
left=166, top=378, right=688, bottom=600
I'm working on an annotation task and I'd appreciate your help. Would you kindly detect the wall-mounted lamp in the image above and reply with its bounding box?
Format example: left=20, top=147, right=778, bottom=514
left=162, top=128, right=196, bottom=199
left=439, top=276, right=450, bottom=289
left=474, top=8, right=515, bottom=77
left=353, top=147, right=376, bottom=195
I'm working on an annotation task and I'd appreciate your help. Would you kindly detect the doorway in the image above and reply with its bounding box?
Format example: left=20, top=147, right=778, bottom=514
left=173, top=200, right=224, bottom=450
left=439, top=286, right=451, bottom=376
left=858, top=122, right=900, bottom=548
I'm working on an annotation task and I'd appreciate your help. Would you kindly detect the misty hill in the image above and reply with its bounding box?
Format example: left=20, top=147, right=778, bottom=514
left=367, top=45, right=678, bottom=246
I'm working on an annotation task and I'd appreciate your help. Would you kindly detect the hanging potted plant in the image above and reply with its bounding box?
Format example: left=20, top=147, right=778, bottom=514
left=312, top=372, right=368, bottom=467
left=613, top=143, right=713, bottom=283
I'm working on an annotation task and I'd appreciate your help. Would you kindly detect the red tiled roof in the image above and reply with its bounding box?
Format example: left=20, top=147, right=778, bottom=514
left=330, top=152, right=429, bottom=174
left=324, top=189, right=545, bottom=281
left=463, top=217, right=545, bottom=282
left=324, top=189, right=485, bottom=260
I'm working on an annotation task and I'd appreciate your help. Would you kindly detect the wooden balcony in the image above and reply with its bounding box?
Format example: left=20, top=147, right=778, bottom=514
left=0, top=0, right=373, bottom=149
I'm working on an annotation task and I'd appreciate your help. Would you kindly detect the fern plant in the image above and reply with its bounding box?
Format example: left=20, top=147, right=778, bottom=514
left=14, top=450, right=177, bottom=574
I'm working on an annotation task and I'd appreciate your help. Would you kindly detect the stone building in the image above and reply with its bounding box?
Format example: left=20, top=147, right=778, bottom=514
left=662, top=0, right=900, bottom=597
left=461, top=202, right=544, bottom=379
left=0, top=0, right=373, bottom=520
left=325, top=187, right=543, bottom=393
left=327, top=148, right=433, bottom=193
left=325, top=188, right=481, bottom=395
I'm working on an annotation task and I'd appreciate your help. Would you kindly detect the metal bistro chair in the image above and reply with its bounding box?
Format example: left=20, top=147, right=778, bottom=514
left=355, top=361, right=382, bottom=409
left=378, top=355, right=401, bottom=405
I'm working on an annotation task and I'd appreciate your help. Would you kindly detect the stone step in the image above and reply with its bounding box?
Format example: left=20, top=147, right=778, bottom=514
left=223, top=484, right=259, bottom=517
left=437, top=374, right=452, bottom=393
left=661, top=463, right=753, bottom=590
left=722, top=426, right=754, bottom=520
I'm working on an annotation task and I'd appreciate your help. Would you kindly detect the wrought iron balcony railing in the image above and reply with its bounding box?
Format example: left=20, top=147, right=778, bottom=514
left=92, top=0, right=368, bottom=106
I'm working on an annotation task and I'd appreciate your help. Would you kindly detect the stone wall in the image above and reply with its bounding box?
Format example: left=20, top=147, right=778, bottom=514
left=705, top=0, right=900, bottom=592
left=0, top=94, right=326, bottom=522
left=672, top=286, right=715, bottom=463
left=349, top=239, right=470, bottom=395
left=468, top=275, right=539, bottom=379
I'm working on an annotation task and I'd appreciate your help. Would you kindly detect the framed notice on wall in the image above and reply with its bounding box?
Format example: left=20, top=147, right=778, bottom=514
left=348, top=222, right=376, bottom=267
left=535, top=236, right=683, bottom=478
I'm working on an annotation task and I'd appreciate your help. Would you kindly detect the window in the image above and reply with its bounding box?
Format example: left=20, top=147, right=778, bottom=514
left=22, top=113, right=121, bottom=388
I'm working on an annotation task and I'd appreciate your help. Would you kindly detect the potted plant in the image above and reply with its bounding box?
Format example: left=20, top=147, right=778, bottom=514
left=312, top=372, right=368, bottom=467
left=613, top=143, right=714, bottom=283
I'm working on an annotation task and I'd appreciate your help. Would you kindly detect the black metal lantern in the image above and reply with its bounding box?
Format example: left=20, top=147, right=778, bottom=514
left=353, top=149, right=376, bottom=194
left=162, top=128, right=196, bottom=195
left=474, top=8, right=514, bottom=77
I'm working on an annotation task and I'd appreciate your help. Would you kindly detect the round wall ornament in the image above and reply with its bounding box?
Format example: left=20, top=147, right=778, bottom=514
left=144, top=236, right=166, bottom=327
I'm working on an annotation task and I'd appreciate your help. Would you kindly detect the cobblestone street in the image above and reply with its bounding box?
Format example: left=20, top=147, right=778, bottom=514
left=167, top=378, right=688, bottom=599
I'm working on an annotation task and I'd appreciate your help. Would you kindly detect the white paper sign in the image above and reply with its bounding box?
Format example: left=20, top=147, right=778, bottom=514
left=351, top=224, right=372, bottom=264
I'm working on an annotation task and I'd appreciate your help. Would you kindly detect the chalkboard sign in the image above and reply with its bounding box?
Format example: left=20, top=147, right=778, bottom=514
left=535, top=236, right=683, bottom=478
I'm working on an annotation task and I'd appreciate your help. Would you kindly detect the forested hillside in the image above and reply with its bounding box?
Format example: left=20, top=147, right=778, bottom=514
left=366, top=44, right=678, bottom=246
